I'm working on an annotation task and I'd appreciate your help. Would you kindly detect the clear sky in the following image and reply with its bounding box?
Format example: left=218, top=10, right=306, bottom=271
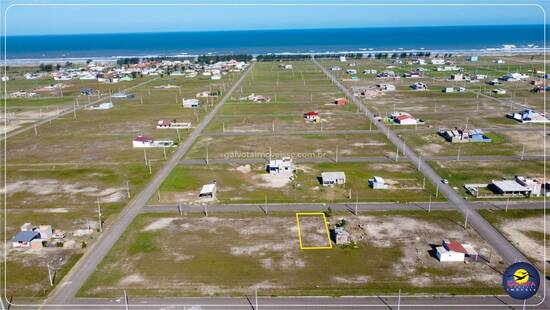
left=2, top=0, right=548, bottom=36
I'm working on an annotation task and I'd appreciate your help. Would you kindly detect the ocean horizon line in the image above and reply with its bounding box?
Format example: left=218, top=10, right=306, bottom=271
left=3, top=23, right=546, bottom=38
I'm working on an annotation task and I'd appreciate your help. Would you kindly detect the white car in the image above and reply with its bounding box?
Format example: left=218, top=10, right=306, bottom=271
left=441, top=179, right=449, bottom=184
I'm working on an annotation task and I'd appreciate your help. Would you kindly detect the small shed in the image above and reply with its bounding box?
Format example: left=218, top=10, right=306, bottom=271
left=182, top=98, right=200, bottom=108
left=369, top=176, right=389, bottom=189
left=268, top=157, right=294, bottom=174
left=304, top=111, right=320, bottom=122
left=334, top=98, right=348, bottom=106
left=199, top=182, right=217, bottom=200
left=321, top=172, right=346, bottom=186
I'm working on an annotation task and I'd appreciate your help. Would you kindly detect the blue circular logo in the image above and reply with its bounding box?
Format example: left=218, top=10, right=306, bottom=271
left=502, top=262, right=540, bottom=300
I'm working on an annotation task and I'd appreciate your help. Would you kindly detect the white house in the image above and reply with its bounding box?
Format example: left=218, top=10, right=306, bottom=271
left=321, top=172, right=346, bottom=186
left=339, top=56, right=347, bottom=62
left=507, top=109, right=550, bottom=123
left=284, top=64, right=293, bottom=70
left=88, top=102, right=113, bottom=110
left=369, top=176, right=389, bottom=189
left=436, top=246, right=465, bottom=262
left=199, top=182, right=217, bottom=200
left=377, top=84, right=396, bottom=92
left=391, top=112, right=419, bottom=125
left=268, top=157, right=294, bottom=174
left=156, top=119, right=191, bottom=129
left=410, top=82, right=427, bottom=91
left=182, top=98, right=200, bottom=108
left=133, top=135, right=154, bottom=148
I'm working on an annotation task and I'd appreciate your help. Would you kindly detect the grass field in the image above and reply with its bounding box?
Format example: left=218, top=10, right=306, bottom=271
left=157, top=161, right=443, bottom=204
left=4, top=69, right=244, bottom=299
left=478, top=209, right=548, bottom=272
left=79, top=211, right=504, bottom=297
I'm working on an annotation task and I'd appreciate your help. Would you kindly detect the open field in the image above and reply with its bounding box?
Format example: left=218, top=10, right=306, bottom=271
left=478, top=209, right=548, bottom=272
left=157, top=162, right=441, bottom=204
left=3, top=70, right=243, bottom=299
left=79, top=211, right=505, bottom=297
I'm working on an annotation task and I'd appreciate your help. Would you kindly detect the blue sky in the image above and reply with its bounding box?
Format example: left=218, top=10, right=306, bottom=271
left=2, top=0, right=548, bottom=36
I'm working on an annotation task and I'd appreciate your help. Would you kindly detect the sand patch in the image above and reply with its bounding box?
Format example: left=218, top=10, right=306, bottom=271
left=253, top=173, right=292, bottom=188
left=144, top=218, right=178, bottom=231
left=119, top=273, right=145, bottom=286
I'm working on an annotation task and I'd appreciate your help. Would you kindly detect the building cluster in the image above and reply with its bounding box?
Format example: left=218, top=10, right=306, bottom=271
left=390, top=112, right=421, bottom=125
left=11, top=223, right=63, bottom=249
left=507, top=109, right=550, bottom=123
left=438, top=128, right=492, bottom=143
left=465, top=176, right=550, bottom=198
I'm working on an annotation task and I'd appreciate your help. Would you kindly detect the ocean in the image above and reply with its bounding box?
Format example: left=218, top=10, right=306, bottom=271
left=1, top=24, right=546, bottom=61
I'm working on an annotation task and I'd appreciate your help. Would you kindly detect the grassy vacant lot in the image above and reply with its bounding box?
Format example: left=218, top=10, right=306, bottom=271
left=399, top=131, right=519, bottom=157
left=4, top=70, right=243, bottom=300
left=157, top=162, right=442, bottom=204
left=184, top=133, right=393, bottom=160
left=430, top=160, right=546, bottom=199
left=478, top=209, right=547, bottom=272
left=80, top=211, right=504, bottom=297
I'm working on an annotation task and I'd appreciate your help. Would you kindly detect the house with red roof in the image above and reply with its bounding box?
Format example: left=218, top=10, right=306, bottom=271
left=304, top=111, right=320, bottom=123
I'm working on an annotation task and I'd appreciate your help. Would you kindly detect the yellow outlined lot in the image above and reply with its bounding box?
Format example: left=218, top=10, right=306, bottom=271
left=295, top=212, right=333, bottom=250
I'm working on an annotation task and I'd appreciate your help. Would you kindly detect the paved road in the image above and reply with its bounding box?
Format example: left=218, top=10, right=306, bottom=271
left=143, top=201, right=545, bottom=214
left=178, top=154, right=545, bottom=166
left=2, top=77, right=159, bottom=141
left=55, top=294, right=547, bottom=309
left=41, top=65, right=254, bottom=307
left=313, top=58, right=549, bottom=306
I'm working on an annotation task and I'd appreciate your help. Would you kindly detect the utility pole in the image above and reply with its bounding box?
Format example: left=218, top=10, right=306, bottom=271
left=417, top=156, right=421, bottom=171
left=143, top=149, right=148, bottom=166
left=464, top=210, right=469, bottom=229
left=204, top=203, right=208, bottom=217
left=255, top=288, right=258, bottom=310
left=163, top=146, right=167, bottom=159
left=124, top=290, right=129, bottom=310
left=126, top=181, right=131, bottom=198
left=436, top=183, right=439, bottom=198
left=422, top=176, right=426, bottom=190
left=457, top=146, right=461, bottom=161
left=505, top=198, right=510, bottom=212
left=397, top=289, right=401, bottom=310
left=176, top=129, right=181, bottom=142
left=157, top=190, right=161, bottom=201
left=428, top=195, right=432, bottom=213
left=355, top=192, right=359, bottom=216
left=206, top=144, right=209, bottom=165
left=264, top=194, right=268, bottom=215
left=34, top=124, right=38, bottom=136
left=97, top=198, right=103, bottom=232
left=47, top=263, right=55, bottom=286
left=335, top=145, right=339, bottom=162
left=177, top=201, right=182, bottom=215
left=521, top=145, right=525, bottom=160
left=395, top=144, right=399, bottom=161
left=148, top=160, right=152, bottom=175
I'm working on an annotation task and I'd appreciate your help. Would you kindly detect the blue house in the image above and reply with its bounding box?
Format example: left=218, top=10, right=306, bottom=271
left=468, top=129, right=492, bottom=143
left=468, top=56, right=479, bottom=62
left=11, top=231, right=40, bottom=248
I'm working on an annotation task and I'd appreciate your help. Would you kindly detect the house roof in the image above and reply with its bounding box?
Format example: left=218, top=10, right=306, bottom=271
left=134, top=135, right=153, bottom=142
left=444, top=240, right=468, bottom=254
left=305, top=111, right=319, bottom=116
left=396, top=115, right=413, bottom=121
left=492, top=180, right=529, bottom=192
left=12, top=231, right=40, bottom=242
left=322, top=171, right=346, bottom=180
left=200, top=183, right=217, bottom=195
